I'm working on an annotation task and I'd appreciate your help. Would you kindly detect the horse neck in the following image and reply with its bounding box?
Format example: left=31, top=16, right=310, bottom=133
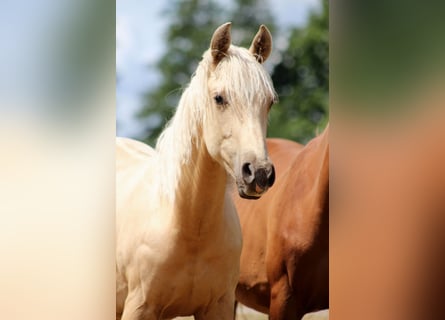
left=316, top=126, right=329, bottom=198
left=311, top=127, right=329, bottom=249
left=156, top=61, right=229, bottom=236
left=173, top=135, right=229, bottom=237
left=291, top=126, right=329, bottom=209
left=287, top=126, right=329, bottom=247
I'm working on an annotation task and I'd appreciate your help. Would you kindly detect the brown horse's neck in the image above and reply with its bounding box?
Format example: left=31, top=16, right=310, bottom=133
left=317, top=126, right=329, bottom=206
left=173, top=137, right=228, bottom=238
left=287, top=126, right=329, bottom=225
left=298, top=126, right=329, bottom=201
left=307, top=126, right=329, bottom=248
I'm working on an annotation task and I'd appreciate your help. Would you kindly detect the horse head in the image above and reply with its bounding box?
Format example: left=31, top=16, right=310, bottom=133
left=202, top=22, right=276, bottom=199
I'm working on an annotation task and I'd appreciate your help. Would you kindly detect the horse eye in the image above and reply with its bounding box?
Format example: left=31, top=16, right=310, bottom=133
left=214, top=95, right=224, bottom=105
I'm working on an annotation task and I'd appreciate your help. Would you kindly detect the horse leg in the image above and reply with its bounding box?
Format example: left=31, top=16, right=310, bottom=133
left=269, top=276, right=303, bottom=320
left=120, top=289, right=156, bottom=320
left=195, top=292, right=235, bottom=320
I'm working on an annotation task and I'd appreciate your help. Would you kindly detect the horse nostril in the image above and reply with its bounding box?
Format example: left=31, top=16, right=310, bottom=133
left=254, top=168, right=268, bottom=190
left=268, top=165, right=275, bottom=187
left=242, top=163, right=255, bottom=184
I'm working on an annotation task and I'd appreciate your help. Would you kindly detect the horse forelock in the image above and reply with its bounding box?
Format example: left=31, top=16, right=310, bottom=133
left=154, top=44, right=276, bottom=200
left=212, top=46, right=277, bottom=115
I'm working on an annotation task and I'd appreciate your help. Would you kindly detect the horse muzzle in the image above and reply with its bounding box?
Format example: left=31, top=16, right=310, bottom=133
left=237, top=162, right=275, bottom=199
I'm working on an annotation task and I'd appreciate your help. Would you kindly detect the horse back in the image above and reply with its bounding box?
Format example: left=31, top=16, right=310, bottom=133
left=116, top=137, right=156, bottom=168
left=115, top=137, right=158, bottom=224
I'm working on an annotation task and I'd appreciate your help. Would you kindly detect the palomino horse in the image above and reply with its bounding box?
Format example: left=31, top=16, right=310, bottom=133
left=116, top=23, right=277, bottom=320
left=234, top=126, right=329, bottom=320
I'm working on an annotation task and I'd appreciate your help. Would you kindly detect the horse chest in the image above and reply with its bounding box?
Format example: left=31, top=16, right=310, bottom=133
left=169, top=227, right=240, bottom=283
left=145, top=230, right=241, bottom=316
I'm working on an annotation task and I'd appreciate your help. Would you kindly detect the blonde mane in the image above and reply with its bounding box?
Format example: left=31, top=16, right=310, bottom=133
left=154, top=45, right=277, bottom=199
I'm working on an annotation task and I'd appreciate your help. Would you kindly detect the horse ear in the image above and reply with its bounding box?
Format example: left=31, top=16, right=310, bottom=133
left=210, top=22, right=232, bottom=65
left=249, top=25, right=272, bottom=63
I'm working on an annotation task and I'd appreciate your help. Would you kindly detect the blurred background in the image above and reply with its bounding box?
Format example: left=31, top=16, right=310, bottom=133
left=116, top=0, right=329, bottom=146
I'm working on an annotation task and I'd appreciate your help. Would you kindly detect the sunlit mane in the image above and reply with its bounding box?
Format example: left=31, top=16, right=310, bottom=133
left=154, top=45, right=276, bottom=199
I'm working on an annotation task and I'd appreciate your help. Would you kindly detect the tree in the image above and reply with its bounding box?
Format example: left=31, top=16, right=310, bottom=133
left=268, top=0, right=328, bottom=144
left=228, top=0, right=276, bottom=48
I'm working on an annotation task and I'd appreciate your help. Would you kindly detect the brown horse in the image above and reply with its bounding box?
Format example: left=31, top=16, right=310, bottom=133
left=234, top=127, right=329, bottom=320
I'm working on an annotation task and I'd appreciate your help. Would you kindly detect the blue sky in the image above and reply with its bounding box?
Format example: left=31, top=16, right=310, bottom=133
left=0, top=0, right=73, bottom=106
left=116, top=0, right=321, bottom=138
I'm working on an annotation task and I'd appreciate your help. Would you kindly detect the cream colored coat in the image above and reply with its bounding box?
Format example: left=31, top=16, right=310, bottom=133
left=116, top=23, right=276, bottom=320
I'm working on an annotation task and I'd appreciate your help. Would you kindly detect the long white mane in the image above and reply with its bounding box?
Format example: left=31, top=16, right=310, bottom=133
left=154, top=45, right=276, bottom=199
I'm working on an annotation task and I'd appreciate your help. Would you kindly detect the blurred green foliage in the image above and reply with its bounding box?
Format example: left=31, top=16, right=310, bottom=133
left=334, top=0, right=445, bottom=117
left=269, top=0, right=328, bottom=143
left=227, top=0, right=276, bottom=48
left=139, top=0, right=225, bottom=143
left=139, top=0, right=328, bottom=146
